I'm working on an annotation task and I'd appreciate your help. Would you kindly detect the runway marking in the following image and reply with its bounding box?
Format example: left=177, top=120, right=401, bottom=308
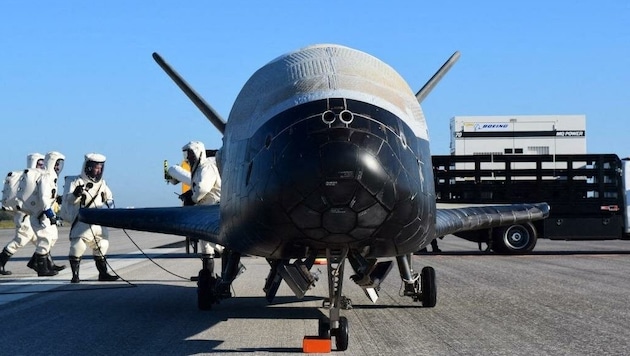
left=0, top=248, right=181, bottom=306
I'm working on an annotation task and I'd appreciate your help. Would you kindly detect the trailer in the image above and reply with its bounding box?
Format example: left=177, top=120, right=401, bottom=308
left=432, top=153, right=630, bottom=253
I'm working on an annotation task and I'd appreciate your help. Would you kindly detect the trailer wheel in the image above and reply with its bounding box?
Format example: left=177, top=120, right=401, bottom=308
left=492, top=222, right=537, bottom=254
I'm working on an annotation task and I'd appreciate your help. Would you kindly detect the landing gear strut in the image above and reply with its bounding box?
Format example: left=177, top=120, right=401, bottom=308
left=318, top=248, right=351, bottom=351
left=197, top=249, right=243, bottom=310
left=397, top=253, right=437, bottom=307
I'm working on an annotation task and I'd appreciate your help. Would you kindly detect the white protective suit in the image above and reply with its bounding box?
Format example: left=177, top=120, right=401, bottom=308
left=182, top=141, right=222, bottom=256
left=26, top=151, right=65, bottom=256
left=166, top=164, right=192, bottom=186
left=0, top=153, right=44, bottom=275
left=5, top=153, right=45, bottom=253
left=65, top=153, right=118, bottom=283
left=185, top=141, right=221, bottom=206
left=66, top=153, right=114, bottom=257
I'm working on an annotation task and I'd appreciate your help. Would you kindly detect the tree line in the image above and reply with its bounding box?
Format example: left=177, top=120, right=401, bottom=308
left=0, top=210, right=12, bottom=221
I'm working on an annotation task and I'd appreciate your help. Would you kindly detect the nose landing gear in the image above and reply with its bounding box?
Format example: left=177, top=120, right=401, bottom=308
left=307, top=248, right=351, bottom=351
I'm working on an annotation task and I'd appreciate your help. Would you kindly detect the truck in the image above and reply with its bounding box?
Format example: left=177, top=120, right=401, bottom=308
left=432, top=153, right=630, bottom=253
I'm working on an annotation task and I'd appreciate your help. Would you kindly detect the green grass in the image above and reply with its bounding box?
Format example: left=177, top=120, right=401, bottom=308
left=0, top=220, right=15, bottom=229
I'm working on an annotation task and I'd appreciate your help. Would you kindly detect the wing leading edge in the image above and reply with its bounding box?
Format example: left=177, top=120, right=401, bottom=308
left=78, top=205, right=221, bottom=244
left=435, top=203, right=550, bottom=238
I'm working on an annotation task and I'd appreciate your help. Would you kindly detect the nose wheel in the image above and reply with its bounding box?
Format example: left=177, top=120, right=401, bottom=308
left=315, top=248, right=351, bottom=351
left=318, top=318, right=331, bottom=338
left=318, top=316, right=349, bottom=351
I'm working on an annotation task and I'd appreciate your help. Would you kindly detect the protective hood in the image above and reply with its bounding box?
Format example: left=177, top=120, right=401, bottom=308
left=182, top=141, right=206, bottom=173
left=44, top=151, right=65, bottom=176
left=27, top=153, right=45, bottom=170
left=81, top=153, right=106, bottom=183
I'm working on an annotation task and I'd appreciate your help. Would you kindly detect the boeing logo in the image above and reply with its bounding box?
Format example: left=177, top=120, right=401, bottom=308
left=474, top=123, right=510, bottom=131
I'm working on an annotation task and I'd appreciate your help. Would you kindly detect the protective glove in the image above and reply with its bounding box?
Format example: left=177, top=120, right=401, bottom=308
left=105, top=199, right=115, bottom=209
left=72, top=184, right=84, bottom=197
left=43, top=208, right=58, bottom=226
left=179, top=189, right=194, bottom=206
left=164, top=160, right=172, bottom=181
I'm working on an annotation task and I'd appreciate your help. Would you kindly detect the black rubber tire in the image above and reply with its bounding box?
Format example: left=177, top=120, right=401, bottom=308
left=197, top=269, right=213, bottom=310
left=318, top=318, right=331, bottom=338
left=335, top=317, right=349, bottom=351
left=421, top=266, right=437, bottom=307
left=492, top=222, right=537, bottom=254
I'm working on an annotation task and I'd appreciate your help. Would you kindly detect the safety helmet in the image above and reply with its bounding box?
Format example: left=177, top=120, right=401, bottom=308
left=26, top=153, right=45, bottom=170
left=182, top=141, right=206, bottom=172
left=82, top=153, right=106, bottom=183
left=44, top=151, right=65, bottom=176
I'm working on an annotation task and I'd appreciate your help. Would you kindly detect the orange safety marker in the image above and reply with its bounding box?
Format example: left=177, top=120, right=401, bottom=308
left=181, top=160, right=191, bottom=193
left=303, top=336, right=331, bottom=353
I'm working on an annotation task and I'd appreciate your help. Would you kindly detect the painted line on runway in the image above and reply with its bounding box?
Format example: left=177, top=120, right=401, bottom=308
left=0, top=248, right=182, bottom=306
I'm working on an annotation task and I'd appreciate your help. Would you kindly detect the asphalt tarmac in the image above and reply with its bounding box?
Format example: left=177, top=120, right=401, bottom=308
left=1, top=226, right=630, bottom=355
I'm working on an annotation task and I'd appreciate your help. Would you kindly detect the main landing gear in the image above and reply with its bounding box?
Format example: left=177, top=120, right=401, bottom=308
left=397, top=253, right=437, bottom=307
left=197, top=249, right=244, bottom=310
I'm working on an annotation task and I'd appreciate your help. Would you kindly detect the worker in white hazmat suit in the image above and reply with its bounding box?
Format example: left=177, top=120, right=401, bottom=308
left=179, top=142, right=221, bottom=205
left=23, top=151, right=66, bottom=276
left=30, top=153, right=46, bottom=170
left=64, top=153, right=118, bottom=283
left=0, top=153, right=46, bottom=275
left=178, top=141, right=223, bottom=273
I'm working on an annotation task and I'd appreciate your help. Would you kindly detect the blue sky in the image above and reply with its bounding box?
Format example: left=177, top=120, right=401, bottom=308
left=1, top=1, right=628, bottom=207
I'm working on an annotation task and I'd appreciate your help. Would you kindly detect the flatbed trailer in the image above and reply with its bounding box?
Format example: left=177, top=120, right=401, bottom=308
left=432, top=153, right=630, bottom=253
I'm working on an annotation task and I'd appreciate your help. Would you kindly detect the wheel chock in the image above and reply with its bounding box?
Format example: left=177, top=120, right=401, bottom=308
left=302, top=336, right=331, bottom=353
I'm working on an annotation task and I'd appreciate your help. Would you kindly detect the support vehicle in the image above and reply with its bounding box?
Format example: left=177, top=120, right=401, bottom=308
left=433, top=153, right=630, bottom=253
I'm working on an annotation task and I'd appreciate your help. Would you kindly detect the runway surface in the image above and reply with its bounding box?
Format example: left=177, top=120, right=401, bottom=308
left=1, top=226, right=630, bottom=355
